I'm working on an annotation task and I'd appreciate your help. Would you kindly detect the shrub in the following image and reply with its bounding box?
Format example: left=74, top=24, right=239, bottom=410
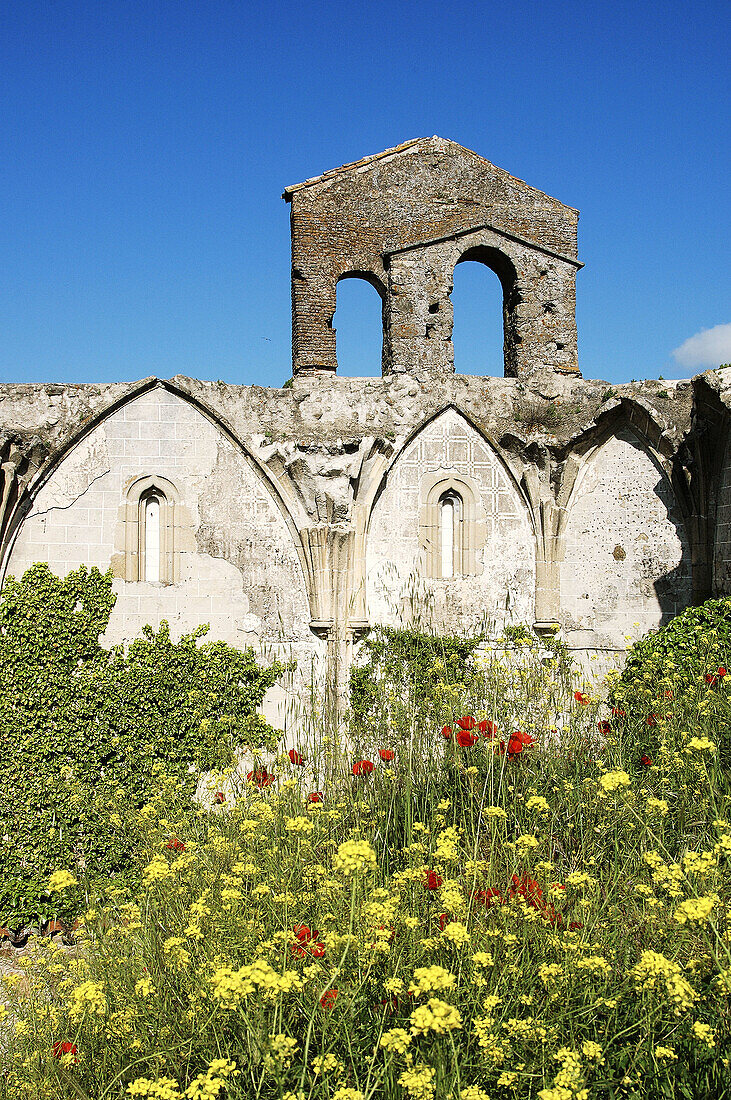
left=350, top=625, right=484, bottom=742
left=610, top=596, right=731, bottom=764
left=0, top=563, right=283, bottom=928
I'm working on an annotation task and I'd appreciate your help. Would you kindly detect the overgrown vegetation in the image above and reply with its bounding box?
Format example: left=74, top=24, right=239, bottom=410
left=2, top=586, right=731, bottom=1098
left=610, top=595, right=731, bottom=766
left=0, top=563, right=282, bottom=928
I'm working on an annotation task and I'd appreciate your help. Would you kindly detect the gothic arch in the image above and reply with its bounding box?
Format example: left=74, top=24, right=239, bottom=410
left=363, top=406, right=535, bottom=631
left=3, top=382, right=314, bottom=649
left=559, top=423, right=692, bottom=648
left=1, top=378, right=308, bottom=588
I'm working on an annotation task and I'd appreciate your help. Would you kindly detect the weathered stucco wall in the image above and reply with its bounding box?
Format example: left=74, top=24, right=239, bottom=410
left=367, top=407, right=534, bottom=633
left=1, top=369, right=727, bottom=676
left=6, top=387, right=314, bottom=660
left=560, top=428, right=692, bottom=648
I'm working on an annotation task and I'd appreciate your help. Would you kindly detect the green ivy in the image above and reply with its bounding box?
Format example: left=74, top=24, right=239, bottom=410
left=0, top=563, right=283, bottom=928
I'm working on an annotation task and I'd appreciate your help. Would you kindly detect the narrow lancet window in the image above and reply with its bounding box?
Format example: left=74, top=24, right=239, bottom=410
left=439, top=490, right=461, bottom=578
left=143, top=493, right=161, bottom=582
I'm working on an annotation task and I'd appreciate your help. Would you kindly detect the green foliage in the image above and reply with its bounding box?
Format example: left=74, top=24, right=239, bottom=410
left=610, top=595, right=731, bottom=761
left=0, top=563, right=283, bottom=928
left=349, top=625, right=482, bottom=741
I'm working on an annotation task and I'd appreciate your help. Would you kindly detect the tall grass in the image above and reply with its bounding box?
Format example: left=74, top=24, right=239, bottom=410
left=1, top=631, right=730, bottom=1099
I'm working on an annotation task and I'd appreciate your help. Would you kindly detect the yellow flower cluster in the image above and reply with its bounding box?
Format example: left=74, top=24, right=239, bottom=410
left=68, top=979, right=106, bottom=1019
left=312, top=1053, right=343, bottom=1077
left=333, top=838, right=377, bottom=876
left=380, top=1027, right=412, bottom=1054
left=441, top=920, right=470, bottom=946
left=692, top=1021, right=716, bottom=1047
left=209, top=960, right=303, bottom=1006
left=47, top=869, right=78, bottom=892
left=674, top=895, right=716, bottom=924
left=435, top=826, right=460, bottom=862
left=285, top=815, right=314, bottom=835
left=409, top=997, right=462, bottom=1035
left=598, top=770, right=631, bottom=794
left=398, top=1056, right=437, bottom=1100
left=185, top=1059, right=237, bottom=1100
left=684, top=736, right=715, bottom=753
left=408, top=965, right=456, bottom=995
left=630, top=950, right=696, bottom=1013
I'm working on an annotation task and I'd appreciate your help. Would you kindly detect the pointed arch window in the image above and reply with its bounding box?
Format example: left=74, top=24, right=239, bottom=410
left=420, top=474, right=484, bottom=580
left=123, top=476, right=180, bottom=584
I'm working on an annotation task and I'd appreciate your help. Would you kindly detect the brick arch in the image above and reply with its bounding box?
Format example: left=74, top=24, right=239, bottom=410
left=452, top=244, right=520, bottom=377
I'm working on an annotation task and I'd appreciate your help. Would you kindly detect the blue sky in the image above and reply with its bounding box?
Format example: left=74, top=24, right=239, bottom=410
left=0, top=0, right=728, bottom=387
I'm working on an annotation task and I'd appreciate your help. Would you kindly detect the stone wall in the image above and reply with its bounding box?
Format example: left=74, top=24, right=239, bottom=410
left=1, top=139, right=730, bottom=710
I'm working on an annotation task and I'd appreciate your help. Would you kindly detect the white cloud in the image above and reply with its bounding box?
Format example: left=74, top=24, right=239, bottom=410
left=672, top=323, right=731, bottom=370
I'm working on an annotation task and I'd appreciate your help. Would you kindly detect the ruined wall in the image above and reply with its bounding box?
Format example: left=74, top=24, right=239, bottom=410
left=1, top=140, right=729, bottom=697
left=0, top=368, right=718, bottom=685
left=284, top=137, right=581, bottom=379
left=5, top=387, right=315, bottom=664
left=366, top=407, right=534, bottom=632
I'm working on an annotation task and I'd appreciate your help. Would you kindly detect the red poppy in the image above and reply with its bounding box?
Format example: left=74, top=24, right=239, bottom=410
left=508, top=873, right=544, bottom=908
left=352, top=759, right=375, bottom=776
left=568, top=921, right=584, bottom=931
left=288, top=749, right=305, bottom=766
left=646, top=714, right=657, bottom=727
left=611, top=707, right=627, bottom=718
left=437, top=912, right=448, bottom=930
left=456, top=715, right=477, bottom=731
left=378, top=748, right=395, bottom=761
left=503, top=729, right=535, bottom=758
left=574, top=691, right=590, bottom=705
left=455, top=730, right=478, bottom=748
left=52, top=1041, right=78, bottom=1062
left=478, top=719, right=498, bottom=738
left=165, top=837, right=185, bottom=852
left=247, top=768, right=274, bottom=788
left=440, top=725, right=453, bottom=739
left=290, top=924, right=325, bottom=958
left=319, top=988, right=338, bottom=1009
left=705, top=667, right=727, bottom=686
left=425, top=870, right=443, bottom=890
left=471, top=886, right=503, bottom=908
left=214, top=791, right=226, bottom=804
left=597, top=720, right=611, bottom=734
left=307, top=791, right=324, bottom=803
left=639, top=754, right=653, bottom=767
